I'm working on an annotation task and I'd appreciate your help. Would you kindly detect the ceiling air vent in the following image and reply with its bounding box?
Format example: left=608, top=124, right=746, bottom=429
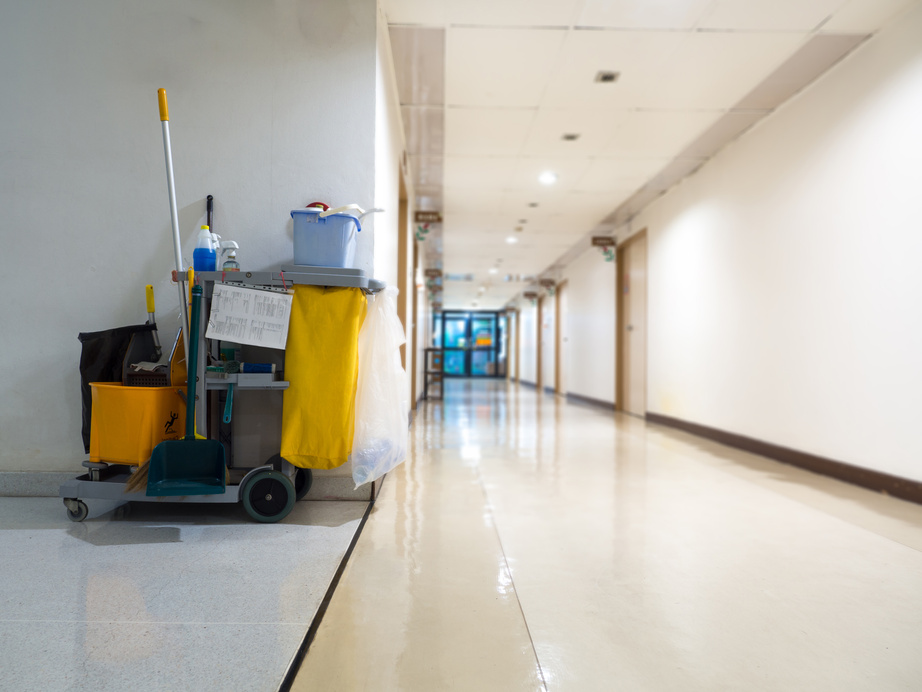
left=595, top=71, right=619, bottom=83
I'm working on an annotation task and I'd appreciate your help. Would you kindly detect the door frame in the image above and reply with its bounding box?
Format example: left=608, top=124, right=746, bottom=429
left=536, top=296, right=544, bottom=391
left=555, top=280, right=567, bottom=395
left=436, top=310, right=505, bottom=377
left=616, top=228, right=647, bottom=414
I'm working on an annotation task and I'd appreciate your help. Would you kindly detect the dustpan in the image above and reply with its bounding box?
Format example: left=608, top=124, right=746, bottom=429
left=147, top=285, right=226, bottom=496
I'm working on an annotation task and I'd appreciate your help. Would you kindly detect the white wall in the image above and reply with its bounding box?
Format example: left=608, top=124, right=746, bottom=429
left=0, top=0, right=388, bottom=474
left=518, top=303, right=538, bottom=384
left=373, top=4, right=404, bottom=290
left=561, top=248, right=617, bottom=404
left=506, top=310, right=516, bottom=381
left=635, top=2, right=922, bottom=481
left=374, top=2, right=414, bottom=409
left=541, top=294, right=556, bottom=391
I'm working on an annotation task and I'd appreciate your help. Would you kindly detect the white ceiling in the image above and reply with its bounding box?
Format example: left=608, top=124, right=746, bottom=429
left=384, top=0, right=917, bottom=309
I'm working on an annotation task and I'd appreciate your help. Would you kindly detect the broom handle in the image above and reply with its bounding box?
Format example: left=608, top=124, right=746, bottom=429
left=186, top=286, right=202, bottom=440
left=159, top=88, right=191, bottom=358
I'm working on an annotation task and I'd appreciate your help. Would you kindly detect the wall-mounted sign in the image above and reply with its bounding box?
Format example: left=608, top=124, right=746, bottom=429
left=523, top=291, right=539, bottom=300
left=424, top=268, right=442, bottom=279
left=432, top=302, right=443, bottom=311
left=592, top=236, right=616, bottom=247
left=415, top=211, right=443, bottom=224
left=539, top=278, right=556, bottom=289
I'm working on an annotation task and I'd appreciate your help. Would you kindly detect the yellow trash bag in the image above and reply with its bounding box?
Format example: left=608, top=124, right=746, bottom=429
left=281, top=285, right=366, bottom=469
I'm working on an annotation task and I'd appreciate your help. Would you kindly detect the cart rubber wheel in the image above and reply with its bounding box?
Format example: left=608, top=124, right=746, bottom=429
left=242, top=470, right=295, bottom=523
left=295, top=468, right=312, bottom=501
left=66, top=500, right=88, bottom=523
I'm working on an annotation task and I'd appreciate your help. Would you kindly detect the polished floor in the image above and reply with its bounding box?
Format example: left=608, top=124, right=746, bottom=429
left=0, top=495, right=365, bottom=691
left=294, top=379, right=922, bottom=691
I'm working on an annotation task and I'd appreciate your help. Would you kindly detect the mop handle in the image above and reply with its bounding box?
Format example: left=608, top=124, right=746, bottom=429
left=158, top=88, right=191, bottom=358
left=145, top=284, right=162, bottom=357
left=186, top=286, right=203, bottom=440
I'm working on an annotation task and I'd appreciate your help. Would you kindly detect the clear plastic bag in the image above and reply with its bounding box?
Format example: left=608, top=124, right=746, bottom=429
left=351, top=286, right=408, bottom=487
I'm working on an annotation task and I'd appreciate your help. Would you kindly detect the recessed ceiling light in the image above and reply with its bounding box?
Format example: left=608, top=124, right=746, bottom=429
left=488, top=268, right=498, bottom=274
left=595, top=71, right=620, bottom=83
left=562, top=133, right=580, bottom=141
left=538, top=171, right=558, bottom=185
left=506, top=236, right=518, bottom=244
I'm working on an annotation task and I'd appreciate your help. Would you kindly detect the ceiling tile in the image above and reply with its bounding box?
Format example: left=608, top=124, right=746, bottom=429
left=408, top=155, right=444, bottom=189
left=443, top=210, right=516, bottom=233
left=697, top=0, right=847, bottom=31
left=442, top=186, right=506, bottom=213
left=507, top=157, right=593, bottom=191
left=675, top=110, right=768, bottom=159
left=499, top=189, right=617, bottom=222
left=821, top=0, right=918, bottom=32
left=641, top=158, right=706, bottom=192
left=576, top=0, right=714, bottom=29
left=443, top=156, right=518, bottom=188
left=402, top=106, right=444, bottom=156
left=541, top=30, right=685, bottom=109
left=382, top=0, right=449, bottom=26
left=447, top=0, right=582, bottom=27
left=444, top=107, right=536, bottom=156
left=735, top=34, right=868, bottom=109
left=521, top=108, right=630, bottom=156
left=389, top=27, right=445, bottom=105
left=601, top=109, right=722, bottom=157
left=643, top=31, right=809, bottom=109
left=560, top=191, right=627, bottom=224
left=574, top=157, right=670, bottom=193
left=445, top=27, right=568, bottom=107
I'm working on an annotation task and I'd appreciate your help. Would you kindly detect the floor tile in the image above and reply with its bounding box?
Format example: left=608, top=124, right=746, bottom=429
left=0, top=497, right=366, bottom=691
left=295, top=380, right=922, bottom=691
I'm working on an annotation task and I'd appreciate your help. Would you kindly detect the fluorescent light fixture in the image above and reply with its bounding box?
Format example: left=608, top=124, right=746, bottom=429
left=538, top=170, right=557, bottom=185
left=506, top=236, right=518, bottom=244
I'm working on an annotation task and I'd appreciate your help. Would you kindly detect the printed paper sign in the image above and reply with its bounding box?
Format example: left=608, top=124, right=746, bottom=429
left=206, top=283, right=293, bottom=350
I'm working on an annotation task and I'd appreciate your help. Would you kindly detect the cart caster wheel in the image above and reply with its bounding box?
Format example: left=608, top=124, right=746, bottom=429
left=295, top=468, right=312, bottom=501
left=242, top=470, right=295, bottom=523
left=66, top=500, right=88, bottom=523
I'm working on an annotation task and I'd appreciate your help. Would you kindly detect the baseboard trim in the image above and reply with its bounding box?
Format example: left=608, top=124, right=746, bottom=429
left=519, top=380, right=537, bottom=389
left=645, top=412, right=922, bottom=505
left=566, top=392, right=616, bottom=411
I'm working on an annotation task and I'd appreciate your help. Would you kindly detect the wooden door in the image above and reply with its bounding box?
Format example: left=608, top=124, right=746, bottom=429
left=617, top=230, right=647, bottom=416
left=555, top=281, right=567, bottom=395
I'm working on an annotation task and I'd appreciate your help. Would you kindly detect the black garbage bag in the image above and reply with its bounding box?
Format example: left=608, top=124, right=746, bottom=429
left=78, top=324, right=156, bottom=453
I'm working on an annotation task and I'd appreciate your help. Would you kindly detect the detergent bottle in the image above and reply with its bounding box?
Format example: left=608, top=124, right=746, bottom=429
left=192, top=225, right=217, bottom=272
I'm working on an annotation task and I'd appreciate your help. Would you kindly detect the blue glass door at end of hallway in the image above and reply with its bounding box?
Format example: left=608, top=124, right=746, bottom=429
left=436, top=311, right=506, bottom=378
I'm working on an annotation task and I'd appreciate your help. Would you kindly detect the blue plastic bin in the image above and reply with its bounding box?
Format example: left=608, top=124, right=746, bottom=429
left=291, top=208, right=362, bottom=268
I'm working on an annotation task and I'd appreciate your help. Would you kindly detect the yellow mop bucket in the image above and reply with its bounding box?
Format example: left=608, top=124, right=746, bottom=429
left=89, top=383, right=185, bottom=465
